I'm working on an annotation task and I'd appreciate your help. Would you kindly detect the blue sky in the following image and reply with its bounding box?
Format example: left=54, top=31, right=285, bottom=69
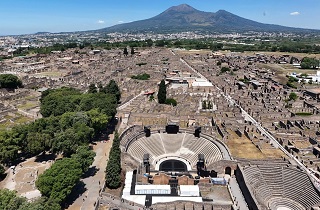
left=0, top=0, right=319, bottom=35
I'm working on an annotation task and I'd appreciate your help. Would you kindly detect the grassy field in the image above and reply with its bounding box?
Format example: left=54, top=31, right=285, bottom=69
left=244, top=51, right=320, bottom=59
left=35, top=71, right=63, bottom=77
left=177, top=49, right=212, bottom=55
left=226, top=130, right=284, bottom=159
left=0, top=114, right=33, bottom=130
left=17, top=102, right=39, bottom=110
left=226, top=130, right=265, bottom=159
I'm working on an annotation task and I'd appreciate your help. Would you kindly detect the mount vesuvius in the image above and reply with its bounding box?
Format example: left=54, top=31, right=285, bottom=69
left=98, top=4, right=317, bottom=34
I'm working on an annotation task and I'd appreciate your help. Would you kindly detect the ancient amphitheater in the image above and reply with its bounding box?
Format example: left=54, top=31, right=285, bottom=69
left=238, top=163, right=320, bottom=210
left=126, top=132, right=228, bottom=168
left=117, top=125, right=320, bottom=210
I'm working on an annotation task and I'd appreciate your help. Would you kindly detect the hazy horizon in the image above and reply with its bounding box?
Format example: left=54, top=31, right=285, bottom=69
left=1, top=0, right=319, bottom=35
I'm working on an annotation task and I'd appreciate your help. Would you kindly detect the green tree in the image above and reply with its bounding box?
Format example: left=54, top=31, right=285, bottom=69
left=105, top=131, right=121, bottom=189
left=0, top=131, right=21, bottom=165
left=17, top=197, right=60, bottom=210
left=146, top=39, right=153, bottom=47
left=26, top=132, right=51, bottom=155
left=155, top=40, right=166, bottom=47
left=123, top=47, right=128, bottom=56
left=87, top=108, right=110, bottom=135
left=165, top=98, right=177, bottom=106
left=288, top=76, right=299, bottom=83
left=40, top=87, right=82, bottom=117
left=202, top=100, right=207, bottom=109
left=289, top=92, right=298, bottom=101
left=290, top=56, right=297, bottom=64
left=88, top=84, right=97, bottom=93
left=131, top=73, right=150, bottom=80
left=104, top=80, right=121, bottom=103
left=0, top=189, right=26, bottom=210
left=0, top=74, right=23, bottom=89
left=40, top=87, right=117, bottom=118
left=220, top=67, right=230, bottom=74
left=301, top=57, right=319, bottom=69
left=53, top=128, right=81, bottom=156
left=158, top=80, right=167, bottom=104
left=36, top=158, right=82, bottom=205
left=71, top=145, right=95, bottom=173
left=0, top=164, right=5, bottom=177
left=1, top=85, right=119, bottom=164
left=53, top=123, right=93, bottom=157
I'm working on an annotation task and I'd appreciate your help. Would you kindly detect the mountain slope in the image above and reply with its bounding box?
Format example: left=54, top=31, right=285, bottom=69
left=99, top=4, right=317, bottom=33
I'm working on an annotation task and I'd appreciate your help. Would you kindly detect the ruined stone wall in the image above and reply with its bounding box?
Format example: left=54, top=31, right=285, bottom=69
left=206, top=160, right=238, bottom=175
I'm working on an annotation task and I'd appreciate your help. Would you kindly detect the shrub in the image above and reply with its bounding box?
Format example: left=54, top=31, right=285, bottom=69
left=295, top=112, right=313, bottom=116
left=131, top=73, right=150, bottom=80
left=136, top=62, right=147, bottom=66
left=220, top=67, right=230, bottom=74
left=289, top=92, right=298, bottom=101
left=286, top=82, right=297, bottom=89
left=165, top=98, right=177, bottom=106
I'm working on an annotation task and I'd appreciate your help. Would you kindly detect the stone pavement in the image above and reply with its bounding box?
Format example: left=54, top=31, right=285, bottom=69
left=99, top=193, right=143, bottom=210
left=229, top=177, right=249, bottom=210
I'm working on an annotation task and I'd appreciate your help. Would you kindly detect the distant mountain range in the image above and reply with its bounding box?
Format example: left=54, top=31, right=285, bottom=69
left=98, top=4, right=318, bottom=34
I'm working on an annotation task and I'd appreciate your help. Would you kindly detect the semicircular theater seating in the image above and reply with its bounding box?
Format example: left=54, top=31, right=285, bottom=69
left=242, top=165, right=320, bottom=209
left=126, top=132, right=223, bottom=169
left=268, top=197, right=305, bottom=210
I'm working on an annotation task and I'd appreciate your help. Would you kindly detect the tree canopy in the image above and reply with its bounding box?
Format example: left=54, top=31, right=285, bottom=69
left=71, top=145, right=95, bottom=173
left=105, top=131, right=121, bottom=189
left=40, top=87, right=117, bottom=118
left=0, top=189, right=26, bottom=210
left=35, top=144, right=94, bottom=208
left=16, top=197, right=60, bottom=210
left=88, top=83, right=97, bottom=93
left=0, top=189, right=60, bottom=210
left=123, top=47, right=128, bottom=56
left=289, top=92, right=298, bottom=101
left=36, top=157, right=83, bottom=205
left=0, top=82, right=120, bottom=209
left=158, top=80, right=167, bottom=104
left=0, top=82, right=120, bottom=165
left=300, top=57, right=319, bottom=69
left=0, top=164, right=5, bottom=177
left=101, top=79, right=121, bottom=103
left=0, top=74, right=23, bottom=89
left=131, top=73, right=150, bottom=80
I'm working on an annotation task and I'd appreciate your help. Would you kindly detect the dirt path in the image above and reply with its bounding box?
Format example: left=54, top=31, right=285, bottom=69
left=67, top=134, right=113, bottom=210
left=0, top=156, right=53, bottom=200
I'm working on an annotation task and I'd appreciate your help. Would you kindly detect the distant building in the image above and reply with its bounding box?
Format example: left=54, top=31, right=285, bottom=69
left=305, top=88, right=320, bottom=99
left=191, top=78, right=213, bottom=92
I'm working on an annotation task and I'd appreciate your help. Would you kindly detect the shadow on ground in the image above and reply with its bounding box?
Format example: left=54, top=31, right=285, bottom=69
left=82, top=166, right=99, bottom=179
left=35, top=153, right=57, bottom=163
left=63, top=181, right=87, bottom=209
left=93, top=117, right=118, bottom=142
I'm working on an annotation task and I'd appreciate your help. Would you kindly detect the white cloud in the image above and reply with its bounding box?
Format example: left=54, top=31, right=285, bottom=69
left=290, top=12, right=300, bottom=16
left=97, top=20, right=105, bottom=24
left=117, top=21, right=124, bottom=24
